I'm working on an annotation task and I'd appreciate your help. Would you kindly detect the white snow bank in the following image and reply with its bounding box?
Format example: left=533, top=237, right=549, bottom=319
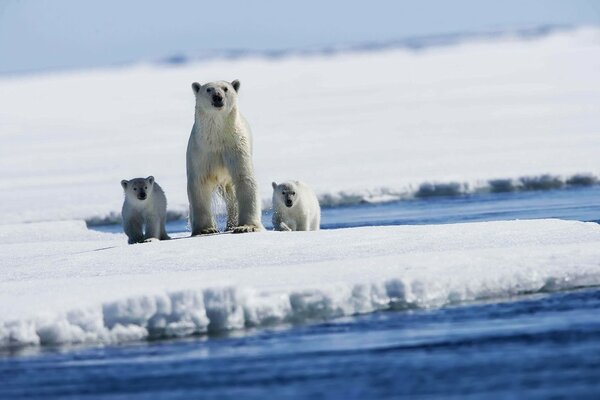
left=1, top=28, right=599, bottom=224
left=1, top=219, right=600, bottom=348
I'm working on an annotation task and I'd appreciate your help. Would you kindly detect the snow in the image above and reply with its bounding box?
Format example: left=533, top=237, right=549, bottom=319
left=0, top=27, right=599, bottom=224
left=2, top=218, right=600, bottom=348
left=1, top=28, right=600, bottom=349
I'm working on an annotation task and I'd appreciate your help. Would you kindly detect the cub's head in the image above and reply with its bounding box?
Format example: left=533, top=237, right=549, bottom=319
left=121, top=176, right=155, bottom=202
left=191, top=80, right=240, bottom=114
left=272, top=181, right=297, bottom=208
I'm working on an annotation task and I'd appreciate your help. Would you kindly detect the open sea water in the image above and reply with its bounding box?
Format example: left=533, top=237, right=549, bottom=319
left=2, top=186, right=599, bottom=399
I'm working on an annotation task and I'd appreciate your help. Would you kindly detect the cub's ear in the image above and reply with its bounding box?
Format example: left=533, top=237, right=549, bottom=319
left=121, top=180, right=128, bottom=190
left=191, top=82, right=201, bottom=94
left=271, top=181, right=277, bottom=189
left=146, top=176, right=155, bottom=185
left=232, top=80, right=240, bottom=93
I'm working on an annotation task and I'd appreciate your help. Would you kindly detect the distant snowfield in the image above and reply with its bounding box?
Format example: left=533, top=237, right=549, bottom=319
left=2, top=219, right=600, bottom=348
left=1, top=28, right=600, bottom=349
left=1, top=27, right=599, bottom=224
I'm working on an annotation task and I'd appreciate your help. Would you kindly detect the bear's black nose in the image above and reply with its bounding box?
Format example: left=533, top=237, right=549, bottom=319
left=139, top=193, right=147, bottom=200
left=212, top=95, right=223, bottom=102
left=285, top=200, right=293, bottom=207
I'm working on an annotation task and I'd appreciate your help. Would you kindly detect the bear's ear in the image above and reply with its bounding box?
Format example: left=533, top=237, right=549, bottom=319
left=121, top=180, right=128, bottom=190
left=146, top=176, right=155, bottom=185
left=232, top=80, right=240, bottom=93
left=192, top=82, right=201, bottom=94
left=271, top=181, right=277, bottom=189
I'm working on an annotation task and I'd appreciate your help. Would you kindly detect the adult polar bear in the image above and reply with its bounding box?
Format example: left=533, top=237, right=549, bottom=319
left=186, top=79, right=264, bottom=235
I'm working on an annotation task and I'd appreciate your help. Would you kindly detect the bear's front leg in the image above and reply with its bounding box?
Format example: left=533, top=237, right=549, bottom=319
left=296, top=217, right=310, bottom=231
left=188, top=179, right=218, bottom=236
left=279, top=222, right=292, bottom=231
left=144, top=215, right=162, bottom=242
left=231, top=173, right=263, bottom=233
left=123, top=216, right=144, bottom=244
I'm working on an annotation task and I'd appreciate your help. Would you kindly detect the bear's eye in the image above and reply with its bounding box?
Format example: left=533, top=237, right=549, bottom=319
left=133, top=188, right=137, bottom=191
left=206, top=88, right=212, bottom=93
left=144, top=187, right=147, bottom=189
left=223, top=87, right=228, bottom=92
left=291, top=192, right=296, bottom=195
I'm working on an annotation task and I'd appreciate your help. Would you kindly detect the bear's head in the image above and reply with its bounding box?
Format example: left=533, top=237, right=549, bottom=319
left=272, top=181, right=297, bottom=208
left=121, top=176, right=155, bottom=202
left=191, top=80, right=240, bottom=114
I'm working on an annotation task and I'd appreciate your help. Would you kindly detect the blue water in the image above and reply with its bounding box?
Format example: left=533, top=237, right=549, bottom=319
left=4, top=186, right=600, bottom=399
left=93, top=185, right=600, bottom=235
left=2, top=289, right=600, bottom=399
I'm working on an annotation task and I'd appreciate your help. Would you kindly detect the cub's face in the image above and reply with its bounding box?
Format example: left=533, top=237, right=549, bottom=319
left=272, top=182, right=297, bottom=208
left=191, top=80, right=240, bottom=114
left=121, top=176, right=155, bottom=202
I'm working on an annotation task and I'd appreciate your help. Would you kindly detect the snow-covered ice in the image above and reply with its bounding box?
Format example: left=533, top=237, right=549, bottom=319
left=1, top=27, right=600, bottom=349
left=1, top=218, right=600, bottom=348
left=0, top=27, right=599, bottom=224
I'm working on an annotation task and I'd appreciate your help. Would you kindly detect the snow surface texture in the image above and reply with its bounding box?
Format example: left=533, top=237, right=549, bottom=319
left=1, top=219, right=600, bottom=348
left=1, top=28, right=600, bottom=349
left=1, top=28, right=599, bottom=224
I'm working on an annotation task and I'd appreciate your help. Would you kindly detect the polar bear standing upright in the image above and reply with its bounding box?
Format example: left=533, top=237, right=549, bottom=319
left=272, top=181, right=321, bottom=231
left=186, top=79, right=264, bottom=235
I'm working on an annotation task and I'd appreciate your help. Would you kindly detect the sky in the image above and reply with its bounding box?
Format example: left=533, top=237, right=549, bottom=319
left=0, top=0, right=599, bottom=75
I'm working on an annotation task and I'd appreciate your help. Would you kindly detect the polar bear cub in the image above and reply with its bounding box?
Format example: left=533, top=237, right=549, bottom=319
left=121, top=176, right=170, bottom=244
left=186, top=79, right=264, bottom=235
left=272, top=181, right=320, bottom=231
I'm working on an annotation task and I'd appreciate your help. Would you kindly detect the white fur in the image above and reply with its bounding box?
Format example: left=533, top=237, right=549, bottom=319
left=272, top=181, right=320, bottom=231
left=186, top=80, right=263, bottom=235
left=121, top=176, right=170, bottom=244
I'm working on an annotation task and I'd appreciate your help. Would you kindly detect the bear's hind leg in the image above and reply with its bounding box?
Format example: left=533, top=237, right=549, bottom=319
left=222, top=183, right=238, bottom=231
left=158, top=211, right=170, bottom=240
left=160, top=222, right=171, bottom=240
